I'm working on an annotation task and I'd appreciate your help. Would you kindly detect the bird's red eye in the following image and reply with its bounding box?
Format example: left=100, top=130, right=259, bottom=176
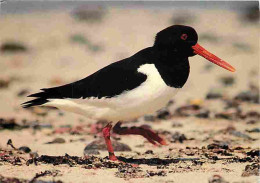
left=181, top=34, right=188, bottom=40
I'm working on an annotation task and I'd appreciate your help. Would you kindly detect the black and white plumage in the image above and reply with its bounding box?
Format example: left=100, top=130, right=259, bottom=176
left=22, top=25, right=235, bottom=122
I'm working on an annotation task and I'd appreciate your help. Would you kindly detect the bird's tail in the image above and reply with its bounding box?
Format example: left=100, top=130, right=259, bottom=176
left=21, top=97, right=49, bottom=108
left=21, top=88, right=54, bottom=108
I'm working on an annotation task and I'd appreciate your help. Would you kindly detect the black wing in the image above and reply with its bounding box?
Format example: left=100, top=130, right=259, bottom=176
left=22, top=48, right=152, bottom=108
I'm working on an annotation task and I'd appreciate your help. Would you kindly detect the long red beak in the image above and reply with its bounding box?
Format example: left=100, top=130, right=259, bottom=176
left=192, top=43, right=236, bottom=72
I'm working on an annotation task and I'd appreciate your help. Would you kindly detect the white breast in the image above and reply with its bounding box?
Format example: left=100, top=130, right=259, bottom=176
left=45, top=64, right=179, bottom=122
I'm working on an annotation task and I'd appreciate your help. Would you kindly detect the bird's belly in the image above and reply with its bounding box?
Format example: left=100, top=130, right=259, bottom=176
left=67, top=85, right=178, bottom=122
left=104, top=87, right=178, bottom=121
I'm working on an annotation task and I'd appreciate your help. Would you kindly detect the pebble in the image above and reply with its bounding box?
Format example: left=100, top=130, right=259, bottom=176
left=246, top=150, right=260, bottom=158
left=18, top=146, right=31, bottom=153
left=1, top=42, right=27, bottom=53
left=241, top=163, right=259, bottom=177
left=195, top=110, right=210, bottom=118
left=174, top=104, right=201, bottom=117
left=219, top=76, right=235, bottom=86
left=72, top=5, right=106, bottom=23
left=206, top=88, right=224, bottom=99
left=171, top=122, right=183, bottom=128
left=0, top=79, right=11, bottom=89
left=246, top=120, right=258, bottom=125
left=199, top=33, right=219, bottom=43
left=207, top=143, right=229, bottom=150
left=0, top=118, right=23, bottom=130
left=230, top=131, right=254, bottom=140
left=144, top=150, right=154, bottom=155
left=156, top=109, right=170, bottom=120
left=171, top=132, right=187, bottom=143
left=246, top=128, right=260, bottom=133
left=234, top=90, right=259, bottom=104
left=17, top=89, right=29, bottom=97
left=84, top=149, right=100, bottom=155
left=215, top=109, right=237, bottom=120
left=143, top=115, right=156, bottom=122
left=208, top=175, right=228, bottom=183
left=30, top=107, right=49, bottom=117
left=46, top=138, right=66, bottom=144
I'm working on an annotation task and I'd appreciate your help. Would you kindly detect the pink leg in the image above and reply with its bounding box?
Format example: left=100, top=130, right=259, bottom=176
left=113, top=122, right=167, bottom=145
left=102, top=123, right=118, bottom=161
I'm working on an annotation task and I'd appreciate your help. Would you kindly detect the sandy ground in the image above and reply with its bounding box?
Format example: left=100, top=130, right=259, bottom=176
left=0, top=5, right=259, bottom=183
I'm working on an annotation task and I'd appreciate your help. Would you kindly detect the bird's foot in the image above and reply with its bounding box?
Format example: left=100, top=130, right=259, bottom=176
left=108, top=152, right=118, bottom=161
left=113, top=122, right=167, bottom=146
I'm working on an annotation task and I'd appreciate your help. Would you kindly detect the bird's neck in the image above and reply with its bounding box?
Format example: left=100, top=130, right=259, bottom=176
left=151, top=47, right=190, bottom=88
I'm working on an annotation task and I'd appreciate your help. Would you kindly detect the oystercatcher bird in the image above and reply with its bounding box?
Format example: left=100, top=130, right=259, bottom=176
left=22, top=25, right=235, bottom=161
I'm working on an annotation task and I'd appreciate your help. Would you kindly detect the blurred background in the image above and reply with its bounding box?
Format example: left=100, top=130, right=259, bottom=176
left=0, top=1, right=258, bottom=117
left=0, top=1, right=259, bottom=182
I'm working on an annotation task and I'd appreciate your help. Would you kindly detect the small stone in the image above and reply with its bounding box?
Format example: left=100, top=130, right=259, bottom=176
left=72, top=5, right=106, bottom=23
left=230, top=131, right=254, bottom=140
left=241, top=163, right=259, bottom=177
left=245, top=111, right=260, bottom=119
left=166, top=100, right=174, bottom=107
left=207, top=143, right=229, bottom=150
left=232, top=42, right=252, bottom=52
left=31, top=122, right=53, bottom=129
left=31, top=107, right=48, bottom=117
left=246, top=150, right=260, bottom=158
left=156, top=109, right=170, bottom=119
left=17, top=89, right=29, bottom=97
left=246, top=128, right=260, bottom=133
left=146, top=170, right=167, bottom=177
left=206, top=88, right=224, bottom=99
left=189, top=99, right=203, bottom=106
left=18, top=146, right=31, bottom=153
left=233, top=146, right=244, bottom=150
left=143, top=115, right=156, bottom=122
left=0, top=118, right=22, bottom=130
left=203, top=63, right=214, bottom=71
left=84, top=149, right=100, bottom=155
left=46, top=138, right=66, bottom=144
left=246, top=120, right=258, bottom=125
left=234, top=90, right=259, bottom=104
left=215, top=110, right=237, bottom=120
left=172, top=122, right=183, bottom=128
left=171, top=132, right=187, bottom=143
left=208, top=174, right=228, bottom=183
left=58, top=112, right=64, bottom=116
left=219, top=76, right=235, bottom=86
left=144, top=150, right=154, bottom=155
left=1, top=42, right=27, bottom=53
left=195, top=110, right=210, bottom=118
left=199, top=33, right=219, bottom=43
left=225, top=99, right=240, bottom=109
left=174, top=104, right=201, bottom=117
left=0, top=79, right=11, bottom=89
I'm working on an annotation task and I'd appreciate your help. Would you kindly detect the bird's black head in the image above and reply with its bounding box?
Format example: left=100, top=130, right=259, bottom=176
left=153, top=25, right=235, bottom=72
left=154, top=25, right=198, bottom=57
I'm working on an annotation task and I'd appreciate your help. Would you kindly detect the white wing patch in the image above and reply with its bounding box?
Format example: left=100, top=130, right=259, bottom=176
left=44, top=64, right=179, bottom=122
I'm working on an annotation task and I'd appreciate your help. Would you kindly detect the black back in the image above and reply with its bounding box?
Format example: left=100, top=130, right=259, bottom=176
left=22, top=48, right=151, bottom=107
